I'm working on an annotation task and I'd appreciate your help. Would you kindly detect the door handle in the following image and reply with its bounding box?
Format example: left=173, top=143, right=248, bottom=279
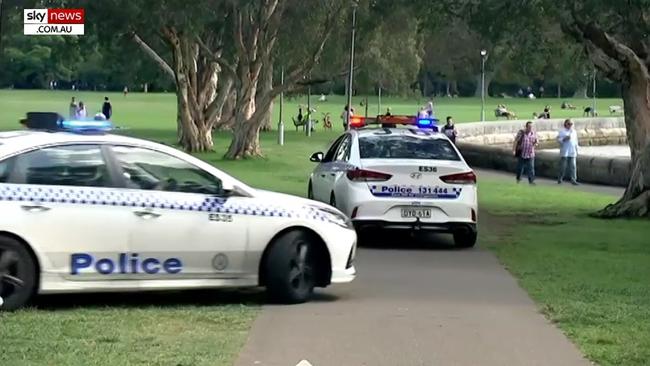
left=133, top=210, right=161, bottom=219
left=21, top=204, right=51, bottom=212
left=330, top=173, right=336, bottom=177
left=320, top=174, right=326, bottom=178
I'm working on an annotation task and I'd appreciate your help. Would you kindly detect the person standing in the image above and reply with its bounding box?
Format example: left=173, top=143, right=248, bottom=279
left=102, top=97, right=113, bottom=120
left=69, top=97, right=78, bottom=119
left=77, top=101, right=87, bottom=119
left=513, top=121, right=538, bottom=185
left=442, top=116, right=458, bottom=144
left=557, top=119, right=579, bottom=185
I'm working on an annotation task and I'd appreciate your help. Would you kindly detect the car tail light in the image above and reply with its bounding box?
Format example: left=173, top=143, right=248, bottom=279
left=346, top=168, right=392, bottom=182
left=440, top=171, right=477, bottom=185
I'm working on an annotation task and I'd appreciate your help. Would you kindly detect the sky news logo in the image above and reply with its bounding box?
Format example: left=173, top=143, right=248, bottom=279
left=24, top=9, right=85, bottom=35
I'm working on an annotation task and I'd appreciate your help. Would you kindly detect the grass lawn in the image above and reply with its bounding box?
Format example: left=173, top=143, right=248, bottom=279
left=479, top=180, right=650, bottom=366
left=0, top=90, right=647, bottom=366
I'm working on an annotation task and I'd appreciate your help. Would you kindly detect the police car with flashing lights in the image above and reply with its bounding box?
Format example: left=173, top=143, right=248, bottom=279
left=0, top=112, right=356, bottom=311
left=307, top=114, right=478, bottom=248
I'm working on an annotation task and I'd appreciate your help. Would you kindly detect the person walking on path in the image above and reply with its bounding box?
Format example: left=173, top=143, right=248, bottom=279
left=557, top=119, right=579, bottom=185
left=442, top=116, right=458, bottom=144
left=102, top=97, right=113, bottom=120
left=513, top=121, right=539, bottom=185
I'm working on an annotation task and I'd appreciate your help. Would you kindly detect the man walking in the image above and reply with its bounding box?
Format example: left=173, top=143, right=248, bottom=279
left=557, top=119, right=579, bottom=185
left=102, top=97, right=112, bottom=120
left=513, top=121, right=538, bottom=185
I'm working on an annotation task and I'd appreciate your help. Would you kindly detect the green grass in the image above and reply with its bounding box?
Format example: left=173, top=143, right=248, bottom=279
left=0, top=90, right=646, bottom=366
left=0, top=301, right=256, bottom=366
left=479, top=179, right=650, bottom=366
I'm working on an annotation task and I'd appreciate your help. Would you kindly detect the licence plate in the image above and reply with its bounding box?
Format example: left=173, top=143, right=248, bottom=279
left=401, top=208, right=431, bottom=218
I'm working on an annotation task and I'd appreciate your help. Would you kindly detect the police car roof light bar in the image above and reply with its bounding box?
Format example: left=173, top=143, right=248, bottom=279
left=20, top=112, right=114, bottom=133
left=350, top=114, right=439, bottom=131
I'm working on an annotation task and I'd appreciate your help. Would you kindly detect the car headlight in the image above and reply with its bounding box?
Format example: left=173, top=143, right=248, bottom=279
left=311, top=206, right=354, bottom=229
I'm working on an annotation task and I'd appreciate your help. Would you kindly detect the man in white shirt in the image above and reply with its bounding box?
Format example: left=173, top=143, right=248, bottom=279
left=556, top=119, right=579, bottom=185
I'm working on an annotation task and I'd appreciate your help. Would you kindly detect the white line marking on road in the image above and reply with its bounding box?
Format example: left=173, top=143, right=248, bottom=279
left=296, top=360, right=313, bottom=366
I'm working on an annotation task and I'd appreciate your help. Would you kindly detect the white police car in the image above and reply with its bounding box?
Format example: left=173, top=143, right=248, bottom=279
left=0, top=113, right=356, bottom=311
left=308, top=115, right=477, bottom=247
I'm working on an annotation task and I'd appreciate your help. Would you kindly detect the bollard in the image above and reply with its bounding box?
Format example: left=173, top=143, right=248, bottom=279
left=278, top=121, right=284, bottom=146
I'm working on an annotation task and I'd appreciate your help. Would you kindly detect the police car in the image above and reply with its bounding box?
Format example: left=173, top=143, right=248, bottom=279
left=308, top=115, right=477, bottom=247
left=0, top=112, right=356, bottom=311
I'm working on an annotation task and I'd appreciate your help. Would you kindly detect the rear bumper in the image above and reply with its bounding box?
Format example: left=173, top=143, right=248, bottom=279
left=353, top=220, right=476, bottom=234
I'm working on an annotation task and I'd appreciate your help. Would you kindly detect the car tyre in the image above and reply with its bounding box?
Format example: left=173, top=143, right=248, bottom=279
left=0, top=236, right=37, bottom=311
left=264, top=231, right=316, bottom=304
left=453, top=230, right=477, bottom=249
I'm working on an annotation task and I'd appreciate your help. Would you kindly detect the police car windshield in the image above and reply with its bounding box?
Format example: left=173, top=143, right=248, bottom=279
left=359, top=135, right=460, bottom=161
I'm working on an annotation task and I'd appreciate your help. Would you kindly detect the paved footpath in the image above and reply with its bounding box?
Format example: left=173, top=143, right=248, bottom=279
left=235, top=169, right=616, bottom=366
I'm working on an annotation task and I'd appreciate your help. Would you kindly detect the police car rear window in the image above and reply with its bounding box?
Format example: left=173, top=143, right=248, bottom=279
left=359, top=135, right=460, bottom=161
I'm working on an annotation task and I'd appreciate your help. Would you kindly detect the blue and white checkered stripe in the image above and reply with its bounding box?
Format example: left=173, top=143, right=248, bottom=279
left=0, top=184, right=329, bottom=221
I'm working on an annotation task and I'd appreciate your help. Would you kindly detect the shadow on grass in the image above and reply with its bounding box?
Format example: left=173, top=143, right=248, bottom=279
left=32, top=286, right=341, bottom=311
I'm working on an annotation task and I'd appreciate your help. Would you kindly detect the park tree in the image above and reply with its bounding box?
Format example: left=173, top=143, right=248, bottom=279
left=220, top=0, right=345, bottom=159
left=558, top=1, right=650, bottom=217
left=443, top=0, right=650, bottom=217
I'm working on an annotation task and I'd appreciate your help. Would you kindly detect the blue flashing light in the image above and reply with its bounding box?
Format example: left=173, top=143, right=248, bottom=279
left=61, top=119, right=114, bottom=131
left=416, top=117, right=439, bottom=131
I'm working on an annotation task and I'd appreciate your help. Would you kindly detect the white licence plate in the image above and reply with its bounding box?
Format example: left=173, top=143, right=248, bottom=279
left=401, top=208, right=431, bottom=218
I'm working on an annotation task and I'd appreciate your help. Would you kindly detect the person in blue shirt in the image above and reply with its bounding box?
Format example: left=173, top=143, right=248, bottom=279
left=556, top=119, right=579, bottom=185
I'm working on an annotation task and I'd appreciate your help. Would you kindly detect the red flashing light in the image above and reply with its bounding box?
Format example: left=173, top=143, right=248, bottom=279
left=440, top=171, right=477, bottom=185
left=349, top=116, right=366, bottom=128
left=346, top=168, right=392, bottom=182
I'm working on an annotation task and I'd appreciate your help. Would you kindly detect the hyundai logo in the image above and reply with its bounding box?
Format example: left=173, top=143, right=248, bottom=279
left=410, top=172, right=422, bottom=179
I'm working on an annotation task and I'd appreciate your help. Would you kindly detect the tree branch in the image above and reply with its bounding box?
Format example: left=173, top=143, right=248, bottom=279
left=131, top=32, right=175, bottom=80
left=196, top=36, right=237, bottom=79
left=268, top=2, right=343, bottom=97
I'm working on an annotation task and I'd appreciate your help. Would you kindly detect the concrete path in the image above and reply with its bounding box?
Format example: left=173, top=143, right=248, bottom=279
left=235, top=169, right=612, bottom=366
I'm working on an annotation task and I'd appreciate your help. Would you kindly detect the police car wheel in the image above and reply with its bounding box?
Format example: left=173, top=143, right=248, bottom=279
left=453, top=231, right=477, bottom=248
left=0, top=236, right=37, bottom=311
left=265, top=231, right=315, bottom=304
left=307, top=181, right=314, bottom=199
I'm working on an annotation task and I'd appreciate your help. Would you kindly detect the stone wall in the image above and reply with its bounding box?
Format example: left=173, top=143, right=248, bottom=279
left=455, top=117, right=631, bottom=187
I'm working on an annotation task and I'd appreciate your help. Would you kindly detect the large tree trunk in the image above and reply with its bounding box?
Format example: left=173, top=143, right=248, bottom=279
left=258, top=64, right=274, bottom=132
left=224, top=73, right=262, bottom=159
left=597, top=67, right=650, bottom=217
left=573, top=83, right=588, bottom=98
left=162, top=28, right=226, bottom=152
left=474, top=73, right=493, bottom=97
left=564, top=18, right=650, bottom=218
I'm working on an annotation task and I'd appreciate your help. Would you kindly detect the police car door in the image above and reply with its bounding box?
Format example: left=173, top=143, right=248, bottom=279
left=108, top=145, right=248, bottom=280
left=324, top=134, right=353, bottom=205
left=311, top=134, right=345, bottom=202
left=0, top=144, right=131, bottom=281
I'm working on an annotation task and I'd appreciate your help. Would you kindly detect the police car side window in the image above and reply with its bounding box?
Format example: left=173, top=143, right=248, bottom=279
left=334, top=135, right=351, bottom=161
left=10, top=145, right=110, bottom=187
left=322, top=135, right=346, bottom=163
left=0, top=158, right=12, bottom=183
left=111, top=146, right=223, bottom=195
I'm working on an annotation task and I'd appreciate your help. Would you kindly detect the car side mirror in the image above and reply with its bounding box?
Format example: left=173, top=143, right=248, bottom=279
left=310, top=152, right=324, bottom=163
